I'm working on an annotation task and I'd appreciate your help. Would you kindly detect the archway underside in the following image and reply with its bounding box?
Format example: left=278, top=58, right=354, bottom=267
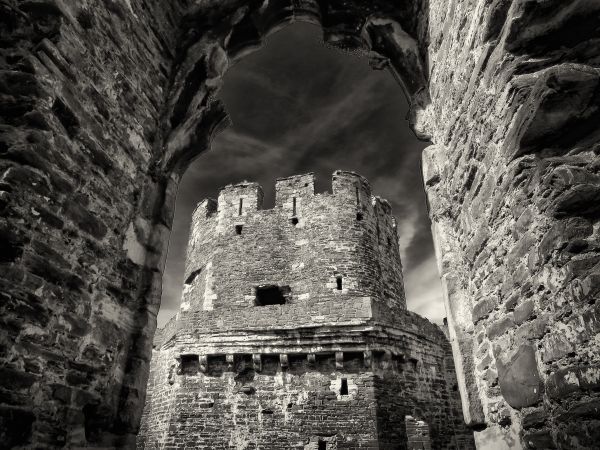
left=0, top=0, right=599, bottom=448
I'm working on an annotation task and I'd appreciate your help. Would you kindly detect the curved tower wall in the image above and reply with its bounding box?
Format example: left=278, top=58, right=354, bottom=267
left=139, top=171, right=475, bottom=449
left=182, top=171, right=405, bottom=316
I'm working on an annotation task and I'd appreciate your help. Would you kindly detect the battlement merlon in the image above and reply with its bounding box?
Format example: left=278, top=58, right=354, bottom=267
left=217, top=181, right=264, bottom=219
left=275, top=173, right=315, bottom=208
left=331, top=170, right=373, bottom=208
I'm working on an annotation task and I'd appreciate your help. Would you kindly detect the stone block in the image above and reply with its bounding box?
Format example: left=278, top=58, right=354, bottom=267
left=496, top=345, right=543, bottom=409
left=521, top=408, right=547, bottom=429
left=523, top=429, right=556, bottom=449
left=486, top=315, right=515, bottom=340
left=538, top=218, right=592, bottom=264
left=546, top=368, right=581, bottom=400
left=541, top=332, right=576, bottom=363
left=513, top=299, right=535, bottom=325
left=514, top=317, right=548, bottom=342
left=472, top=296, right=498, bottom=323
left=63, top=200, right=107, bottom=240
left=558, top=399, right=600, bottom=421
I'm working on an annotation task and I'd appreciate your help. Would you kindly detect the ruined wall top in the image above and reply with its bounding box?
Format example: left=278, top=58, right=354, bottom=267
left=181, top=171, right=406, bottom=319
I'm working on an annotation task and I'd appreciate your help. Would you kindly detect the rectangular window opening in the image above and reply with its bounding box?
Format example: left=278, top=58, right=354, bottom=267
left=292, top=197, right=297, bottom=216
left=318, top=440, right=327, bottom=450
left=356, top=212, right=363, bottom=221
left=355, top=186, right=360, bottom=205
left=336, top=276, right=343, bottom=290
left=180, top=354, right=199, bottom=375
left=235, top=225, right=243, bottom=235
left=255, top=285, right=290, bottom=306
left=238, top=198, right=243, bottom=216
left=340, top=378, right=348, bottom=395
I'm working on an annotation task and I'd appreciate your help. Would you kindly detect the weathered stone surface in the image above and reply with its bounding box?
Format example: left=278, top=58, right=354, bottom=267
left=523, top=429, right=556, bottom=450
left=486, top=315, right=515, bottom=340
left=545, top=365, right=600, bottom=400
left=557, top=399, right=600, bottom=421
left=472, top=296, right=498, bottom=324
left=513, top=299, right=535, bottom=325
left=1, top=0, right=599, bottom=447
left=497, top=345, right=543, bottom=409
left=521, top=408, right=548, bottom=429
left=139, top=174, right=475, bottom=448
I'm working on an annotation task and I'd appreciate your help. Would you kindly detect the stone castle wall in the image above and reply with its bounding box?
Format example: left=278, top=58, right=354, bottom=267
left=182, top=171, right=405, bottom=315
left=138, top=171, right=475, bottom=448
left=140, top=324, right=473, bottom=449
left=422, top=1, right=600, bottom=447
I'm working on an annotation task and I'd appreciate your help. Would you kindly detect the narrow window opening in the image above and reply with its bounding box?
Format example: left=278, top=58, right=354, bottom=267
left=235, top=225, right=243, bottom=235
left=387, top=237, right=392, bottom=247
left=318, top=440, right=327, bottom=450
left=184, top=268, right=202, bottom=285
left=292, top=197, right=297, bottom=216
left=180, top=354, right=199, bottom=375
left=355, top=186, right=360, bottom=205
left=291, top=217, right=299, bottom=226
left=336, top=276, right=343, bottom=291
left=255, top=285, right=290, bottom=306
left=238, top=198, right=243, bottom=215
left=340, top=378, right=348, bottom=395
left=356, top=212, right=363, bottom=221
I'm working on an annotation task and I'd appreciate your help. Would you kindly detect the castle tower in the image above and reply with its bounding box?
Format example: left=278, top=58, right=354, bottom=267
left=139, top=172, right=475, bottom=449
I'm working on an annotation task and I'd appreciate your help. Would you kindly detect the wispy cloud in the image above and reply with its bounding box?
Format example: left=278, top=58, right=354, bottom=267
left=404, top=255, right=446, bottom=324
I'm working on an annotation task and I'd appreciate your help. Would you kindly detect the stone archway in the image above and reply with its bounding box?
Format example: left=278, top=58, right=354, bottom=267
left=1, top=0, right=598, bottom=448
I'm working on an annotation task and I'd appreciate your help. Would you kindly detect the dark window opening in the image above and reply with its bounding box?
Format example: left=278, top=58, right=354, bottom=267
left=340, top=378, right=348, bottom=395
left=387, top=237, right=392, bottom=247
left=238, top=198, right=243, bottom=215
left=292, top=197, right=297, bottom=216
left=318, top=440, right=327, bottom=450
left=184, top=268, right=202, bottom=285
left=180, top=354, right=199, bottom=375
left=235, top=225, right=243, bottom=235
left=355, top=186, right=360, bottom=205
left=255, top=285, right=290, bottom=306
left=356, top=212, right=363, bottom=221
left=291, top=217, right=299, bottom=226
left=336, top=276, right=343, bottom=290
left=261, top=409, right=274, bottom=415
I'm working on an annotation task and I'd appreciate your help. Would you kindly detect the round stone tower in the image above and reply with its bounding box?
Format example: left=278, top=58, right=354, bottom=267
left=139, top=171, right=475, bottom=449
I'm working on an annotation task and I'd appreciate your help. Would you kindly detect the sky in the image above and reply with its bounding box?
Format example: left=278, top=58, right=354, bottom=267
left=157, top=22, right=445, bottom=327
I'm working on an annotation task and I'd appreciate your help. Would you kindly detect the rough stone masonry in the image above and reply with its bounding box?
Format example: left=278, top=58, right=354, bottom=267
left=0, top=0, right=599, bottom=448
left=138, top=171, right=475, bottom=449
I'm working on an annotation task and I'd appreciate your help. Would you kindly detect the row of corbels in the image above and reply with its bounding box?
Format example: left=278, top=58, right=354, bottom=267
left=191, top=350, right=386, bottom=373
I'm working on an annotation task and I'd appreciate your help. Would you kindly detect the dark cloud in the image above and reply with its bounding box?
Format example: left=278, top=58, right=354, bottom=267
left=158, top=22, right=444, bottom=326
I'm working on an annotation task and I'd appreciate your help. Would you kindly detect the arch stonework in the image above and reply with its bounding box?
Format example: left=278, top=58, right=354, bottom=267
left=0, top=0, right=598, bottom=448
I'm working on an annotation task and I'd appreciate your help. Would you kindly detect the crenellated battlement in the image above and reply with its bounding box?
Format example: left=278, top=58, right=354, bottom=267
left=182, top=171, right=407, bottom=317
left=192, top=171, right=396, bottom=231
